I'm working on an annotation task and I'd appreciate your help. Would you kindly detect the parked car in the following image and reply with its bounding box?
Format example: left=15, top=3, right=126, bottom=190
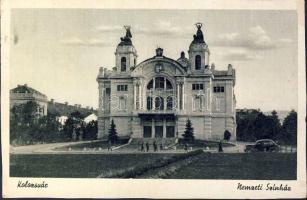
left=244, top=139, right=279, bottom=152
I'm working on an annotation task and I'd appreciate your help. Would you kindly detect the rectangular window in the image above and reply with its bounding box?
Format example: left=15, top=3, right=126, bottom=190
left=213, top=86, right=225, bottom=93
left=155, top=126, right=163, bottom=138
left=117, top=85, right=128, bottom=91
left=166, top=126, right=175, bottom=138
left=106, top=88, right=111, bottom=94
left=192, top=83, right=204, bottom=90
left=143, top=126, right=152, bottom=138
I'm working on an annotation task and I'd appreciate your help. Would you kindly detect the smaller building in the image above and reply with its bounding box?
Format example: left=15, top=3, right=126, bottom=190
left=84, top=113, right=98, bottom=124
left=10, top=84, right=48, bottom=116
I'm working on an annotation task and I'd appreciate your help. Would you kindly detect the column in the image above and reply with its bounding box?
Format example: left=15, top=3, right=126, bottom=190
left=101, top=88, right=105, bottom=111
left=163, top=118, right=166, bottom=138
left=176, top=83, right=180, bottom=110
left=182, top=83, right=185, bottom=110
left=133, top=84, right=137, bottom=110
left=151, top=118, right=155, bottom=138
left=138, top=84, right=141, bottom=110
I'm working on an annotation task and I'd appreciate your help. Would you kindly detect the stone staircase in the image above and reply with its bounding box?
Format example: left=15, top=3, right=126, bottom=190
left=130, top=138, right=178, bottom=148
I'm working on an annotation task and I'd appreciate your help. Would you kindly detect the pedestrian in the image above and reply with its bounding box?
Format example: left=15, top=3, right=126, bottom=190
left=146, top=142, right=149, bottom=152
left=160, top=143, right=163, bottom=151
left=184, top=143, right=188, bottom=152
left=141, top=142, right=144, bottom=152
left=153, top=141, right=157, bottom=152
left=218, top=140, right=223, bottom=152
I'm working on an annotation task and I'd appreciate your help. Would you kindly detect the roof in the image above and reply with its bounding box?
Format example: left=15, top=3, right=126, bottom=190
left=10, top=84, right=47, bottom=98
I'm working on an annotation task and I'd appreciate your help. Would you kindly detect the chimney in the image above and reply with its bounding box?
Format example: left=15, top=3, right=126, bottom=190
left=180, top=51, right=185, bottom=59
left=65, top=102, right=68, bottom=105
left=211, top=63, right=215, bottom=70
left=227, top=64, right=233, bottom=75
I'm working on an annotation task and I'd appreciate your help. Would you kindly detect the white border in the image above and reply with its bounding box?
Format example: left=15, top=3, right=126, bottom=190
left=1, top=0, right=306, bottom=198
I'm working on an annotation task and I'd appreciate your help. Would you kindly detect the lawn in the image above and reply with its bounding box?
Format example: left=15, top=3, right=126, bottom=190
left=10, top=153, right=175, bottom=178
left=167, top=152, right=297, bottom=180
left=10, top=152, right=297, bottom=179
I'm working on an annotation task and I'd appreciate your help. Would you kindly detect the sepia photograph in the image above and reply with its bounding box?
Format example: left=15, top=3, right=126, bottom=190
left=1, top=0, right=306, bottom=198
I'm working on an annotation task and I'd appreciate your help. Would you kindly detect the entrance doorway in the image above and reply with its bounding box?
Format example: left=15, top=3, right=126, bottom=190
left=155, top=126, right=163, bottom=138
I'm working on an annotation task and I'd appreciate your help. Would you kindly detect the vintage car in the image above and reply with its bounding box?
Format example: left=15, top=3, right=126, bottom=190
left=244, top=139, right=279, bottom=152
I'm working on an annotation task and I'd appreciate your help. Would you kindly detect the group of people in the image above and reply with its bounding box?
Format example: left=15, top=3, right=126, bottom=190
left=138, top=140, right=164, bottom=152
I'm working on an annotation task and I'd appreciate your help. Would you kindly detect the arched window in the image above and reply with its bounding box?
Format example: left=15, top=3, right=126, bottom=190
left=147, top=80, right=153, bottom=90
left=121, top=57, right=126, bottom=72
left=166, top=79, right=173, bottom=90
left=155, top=96, right=164, bottom=110
left=155, top=77, right=164, bottom=89
left=195, top=55, right=201, bottom=70
left=166, top=96, right=173, bottom=110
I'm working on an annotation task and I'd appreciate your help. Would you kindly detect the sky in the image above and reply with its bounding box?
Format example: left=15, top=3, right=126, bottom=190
left=10, top=9, right=298, bottom=111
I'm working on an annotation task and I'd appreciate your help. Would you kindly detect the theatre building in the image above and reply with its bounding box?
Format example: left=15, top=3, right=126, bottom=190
left=97, top=23, right=236, bottom=141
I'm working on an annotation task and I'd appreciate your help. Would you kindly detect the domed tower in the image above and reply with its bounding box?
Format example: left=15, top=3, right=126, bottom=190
left=188, top=23, right=210, bottom=73
left=115, top=26, right=138, bottom=73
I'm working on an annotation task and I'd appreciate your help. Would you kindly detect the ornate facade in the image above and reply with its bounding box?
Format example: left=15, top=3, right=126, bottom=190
left=97, top=23, right=236, bottom=141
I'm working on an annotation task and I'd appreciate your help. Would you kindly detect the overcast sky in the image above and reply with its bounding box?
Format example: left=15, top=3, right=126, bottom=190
left=10, top=9, right=297, bottom=111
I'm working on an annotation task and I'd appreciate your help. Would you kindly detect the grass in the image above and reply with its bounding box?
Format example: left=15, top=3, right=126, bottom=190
left=10, top=152, right=296, bottom=179
left=167, top=153, right=297, bottom=180
left=10, top=153, right=175, bottom=178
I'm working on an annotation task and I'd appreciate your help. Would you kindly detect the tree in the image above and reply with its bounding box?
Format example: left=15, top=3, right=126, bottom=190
left=182, top=118, right=194, bottom=143
left=10, top=101, right=42, bottom=145
left=280, top=110, right=297, bottom=145
left=224, top=130, right=231, bottom=141
left=83, top=120, right=98, bottom=140
left=63, top=111, right=85, bottom=140
left=108, top=119, right=118, bottom=144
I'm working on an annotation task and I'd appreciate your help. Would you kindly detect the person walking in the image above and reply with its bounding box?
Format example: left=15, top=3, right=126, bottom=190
left=141, top=142, right=144, bottom=152
left=218, top=140, right=223, bottom=152
left=146, top=142, right=149, bottom=152
left=184, top=143, right=188, bottom=152
left=153, top=141, right=157, bottom=152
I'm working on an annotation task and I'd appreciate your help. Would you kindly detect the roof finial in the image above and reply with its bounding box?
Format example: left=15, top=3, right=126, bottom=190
left=192, top=22, right=205, bottom=44
left=195, top=22, right=202, bottom=29
left=119, top=25, right=132, bottom=45
left=124, top=25, right=132, bottom=38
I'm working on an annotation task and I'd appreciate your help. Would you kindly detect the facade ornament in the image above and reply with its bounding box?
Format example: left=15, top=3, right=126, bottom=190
left=155, top=47, right=163, bottom=57
left=192, top=22, right=205, bottom=44
left=155, top=63, right=163, bottom=73
left=119, top=25, right=133, bottom=45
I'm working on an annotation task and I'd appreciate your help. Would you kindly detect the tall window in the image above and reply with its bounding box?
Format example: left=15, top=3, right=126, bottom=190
left=121, top=57, right=126, bottom=72
left=195, top=55, right=201, bottom=70
left=166, top=96, right=173, bottom=110
left=155, top=96, right=164, bottom=110
left=147, top=97, right=153, bottom=110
